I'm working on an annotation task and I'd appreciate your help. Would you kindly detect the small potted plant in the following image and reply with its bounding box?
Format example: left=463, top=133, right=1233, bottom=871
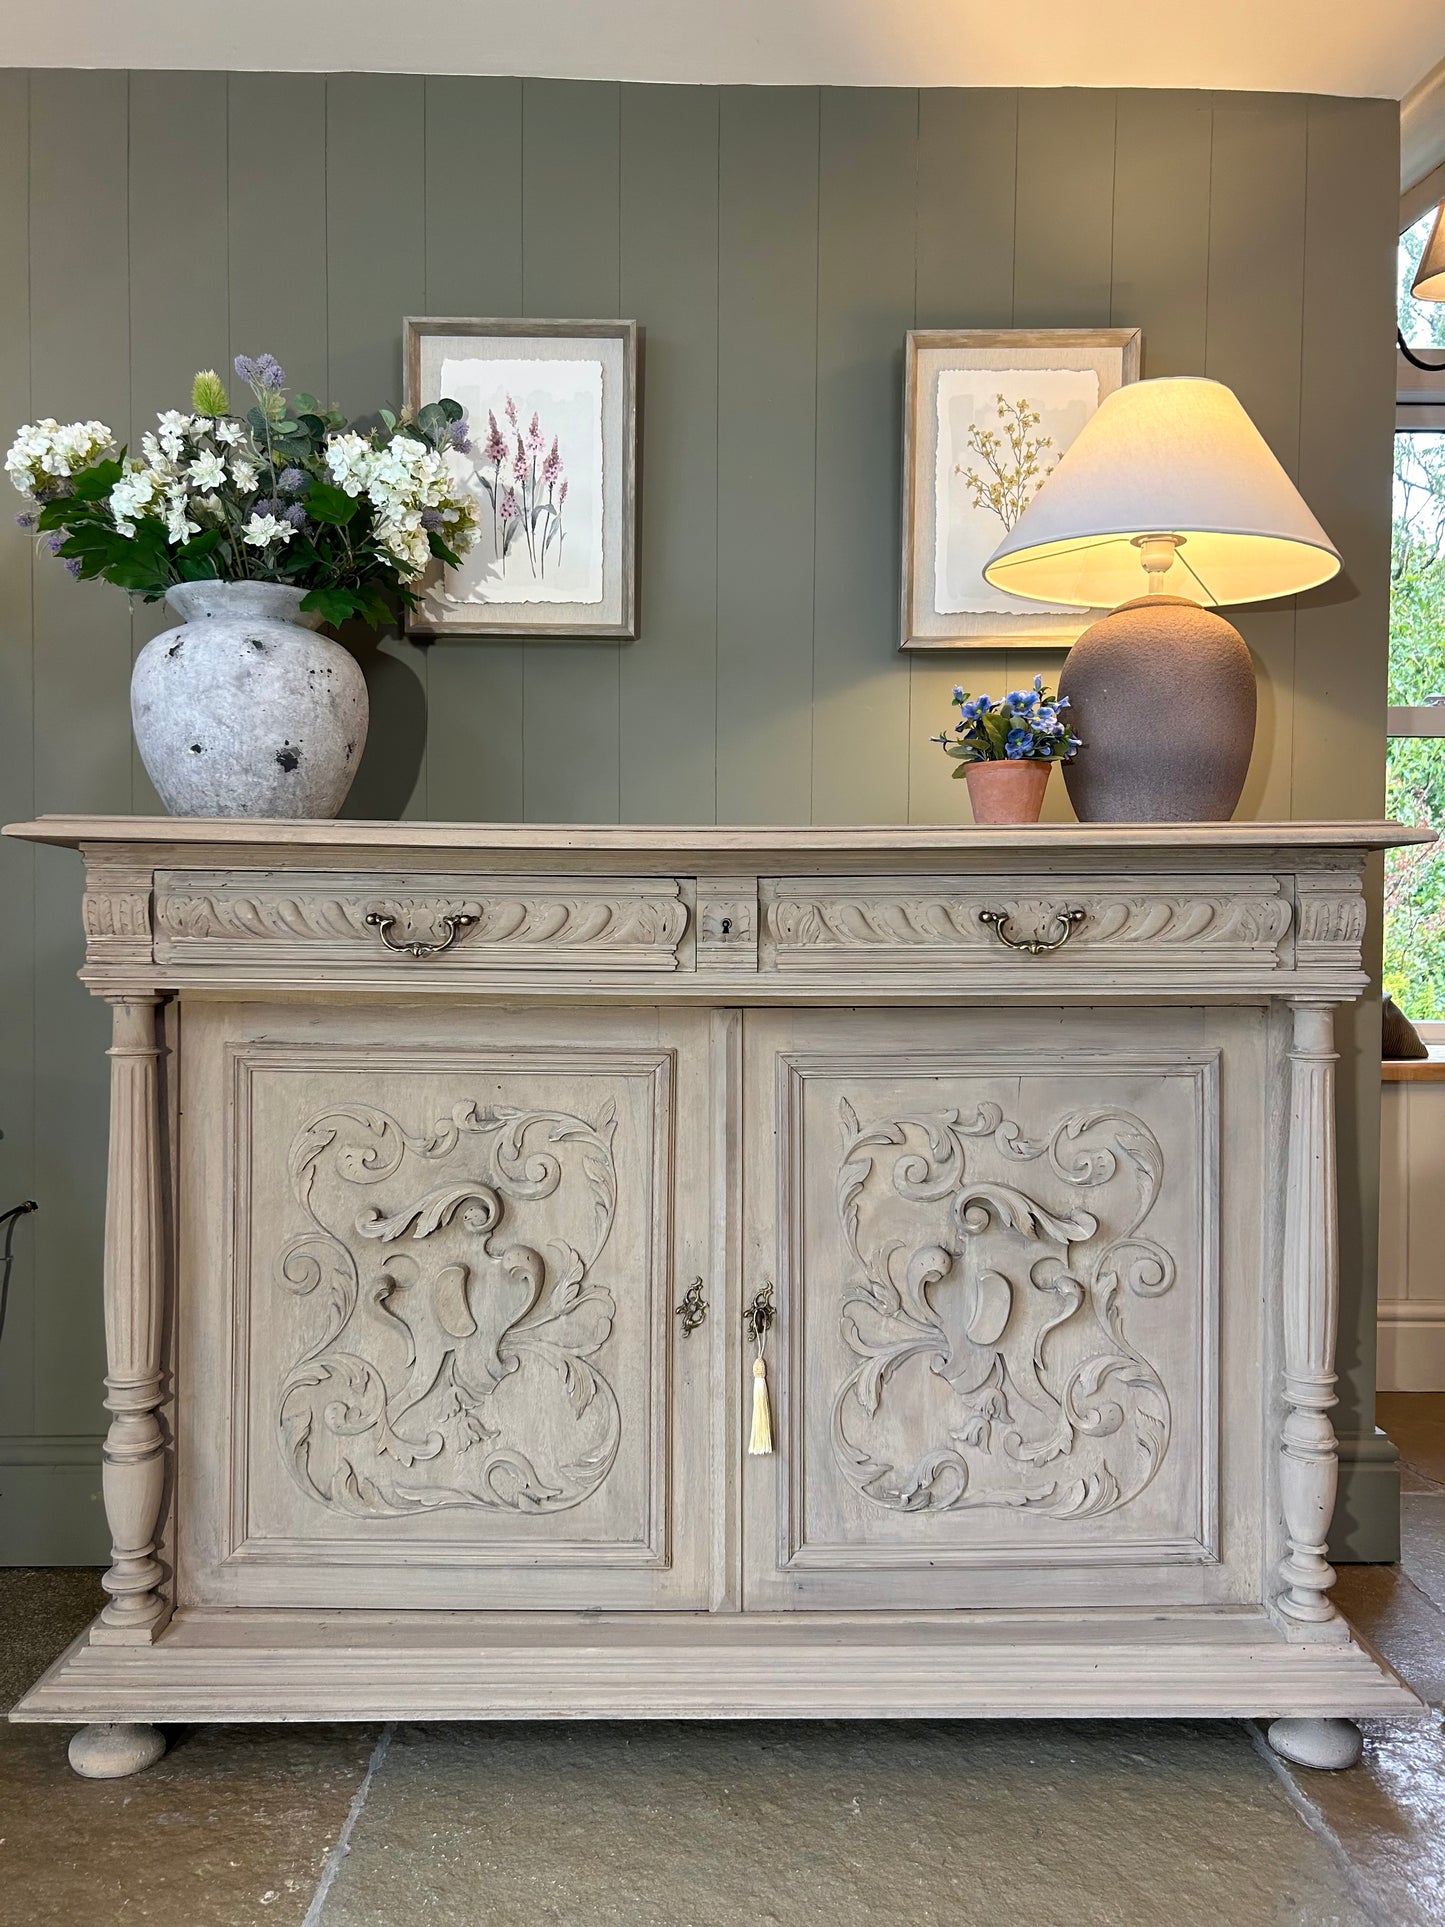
left=932, top=675, right=1080, bottom=825
left=7, top=355, right=480, bottom=820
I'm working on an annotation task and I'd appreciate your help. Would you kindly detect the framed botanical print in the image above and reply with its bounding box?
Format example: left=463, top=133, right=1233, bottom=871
left=900, top=327, right=1141, bottom=650
left=404, top=317, right=638, bottom=639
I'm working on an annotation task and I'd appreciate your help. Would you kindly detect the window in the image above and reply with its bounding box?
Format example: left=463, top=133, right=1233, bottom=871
left=1385, top=208, right=1445, bottom=1020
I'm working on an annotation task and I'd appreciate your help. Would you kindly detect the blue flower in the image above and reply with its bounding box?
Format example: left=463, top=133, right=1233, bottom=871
left=1033, top=673, right=1045, bottom=693
left=952, top=686, right=965, bottom=702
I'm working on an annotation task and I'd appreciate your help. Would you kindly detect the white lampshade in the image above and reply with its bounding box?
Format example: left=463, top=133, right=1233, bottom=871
left=1413, top=202, right=1445, bottom=302
left=982, top=376, right=1340, bottom=609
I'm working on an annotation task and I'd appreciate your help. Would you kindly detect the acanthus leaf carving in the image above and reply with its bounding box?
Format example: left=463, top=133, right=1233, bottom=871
left=276, top=1098, right=624, bottom=1517
left=831, top=1099, right=1178, bottom=1520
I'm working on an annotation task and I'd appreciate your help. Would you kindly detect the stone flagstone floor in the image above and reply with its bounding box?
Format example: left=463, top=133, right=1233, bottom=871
left=4, top=1394, right=1445, bottom=1926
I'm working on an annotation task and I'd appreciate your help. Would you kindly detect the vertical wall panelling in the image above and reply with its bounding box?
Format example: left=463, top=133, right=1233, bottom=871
left=422, top=77, right=526, bottom=822
left=27, top=71, right=131, bottom=1444
left=810, top=89, right=917, bottom=825
left=0, top=76, right=1404, bottom=1558
left=0, top=71, right=32, bottom=1443
left=1296, top=96, right=1400, bottom=1468
left=520, top=79, right=624, bottom=822
left=1007, top=89, right=1119, bottom=821
left=326, top=73, right=431, bottom=819
left=1110, top=92, right=1212, bottom=379
left=714, top=87, right=819, bottom=824
left=127, top=70, right=230, bottom=811
left=618, top=85, right=720, bottom=823
left=908, top=89, right=1018, bottom=826
left=1207, top=94, right=1309, bottom=822
left=227, top=75, right=329, bottom=409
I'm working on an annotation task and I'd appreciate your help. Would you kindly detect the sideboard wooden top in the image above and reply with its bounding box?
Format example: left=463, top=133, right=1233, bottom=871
left=2, top=815, right=1431, bottom=859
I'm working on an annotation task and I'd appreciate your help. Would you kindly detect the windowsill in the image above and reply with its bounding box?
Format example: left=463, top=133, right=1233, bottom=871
left=1384, top=1046, right=1445, bottom=1081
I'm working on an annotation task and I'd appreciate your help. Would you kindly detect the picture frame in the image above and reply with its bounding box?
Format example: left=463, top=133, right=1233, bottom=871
left=404, top=317, right=639, bottom=640
left=900, top=327, right=1142, bottom=651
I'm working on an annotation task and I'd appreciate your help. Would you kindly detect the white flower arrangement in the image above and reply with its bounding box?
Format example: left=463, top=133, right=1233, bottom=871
left=6, top=354, right=479, bottom=629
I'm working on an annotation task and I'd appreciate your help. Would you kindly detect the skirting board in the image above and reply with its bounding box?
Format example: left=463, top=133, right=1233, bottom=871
left=0, top=1439, right=105, bottom=1566
left=12, top=1608, right=1427, bottom=1726
left=1331, top=1427, right=1402, bottom=1565
left=1377, top=1303, right=1445, bottom=1393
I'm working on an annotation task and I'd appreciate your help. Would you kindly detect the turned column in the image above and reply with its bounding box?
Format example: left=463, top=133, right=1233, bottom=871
left=1276, top=999, right=1347, bottom=1636
left=93, top=994, right=169, bottom=1644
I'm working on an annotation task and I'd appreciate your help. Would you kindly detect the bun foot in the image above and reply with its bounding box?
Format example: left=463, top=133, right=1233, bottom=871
left=1266, top=1716, right=1363, bottom=1770
left=67, top=1722, right=166, bottom=1779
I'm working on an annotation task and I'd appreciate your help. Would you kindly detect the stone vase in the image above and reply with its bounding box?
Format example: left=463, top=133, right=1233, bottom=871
left=963, top=759, right=1053, bottom=826
left=131, top=582, right=368, bottom=819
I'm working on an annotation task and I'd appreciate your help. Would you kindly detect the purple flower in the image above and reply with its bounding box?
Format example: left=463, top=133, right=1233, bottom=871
left=64, top=557, right=81, bottom=577
left=504, top=394, right=518, bottom=428
left=526, top=412, right=544, bottom=456
left=483, top=411, right=507, bottom=466
left=420, top=507, right=444, bottom=530
left=541, top=435, right=561, bottom=488
left=514, top=433, right=527, bottom=475
left=277, top=466, right=308, bottom=496
left=234, top=351, right=285, bottom=390
left=281, top=502, right=308, bottom=528
left=253, top=496, right=283, bottom=518
left=46, top=531, right=64, bottom=554
left=447, top=419, right=471, bottom=453
left=14, top=511, right=34, bottom=529
left=558, top=478, right=568, bottom=507
left=499, top=488, right=519, bottom=522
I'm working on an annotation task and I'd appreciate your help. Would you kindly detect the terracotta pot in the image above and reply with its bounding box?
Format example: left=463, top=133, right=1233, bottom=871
left=963, top=758, right=1053, bottom=826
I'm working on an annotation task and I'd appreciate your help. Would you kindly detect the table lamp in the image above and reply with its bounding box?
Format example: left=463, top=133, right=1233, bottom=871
left=982, top=376, right=1340, bottom=822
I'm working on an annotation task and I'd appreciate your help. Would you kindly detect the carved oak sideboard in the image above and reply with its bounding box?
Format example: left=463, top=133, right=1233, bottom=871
left=4, top=816, right=1430, bottom=1777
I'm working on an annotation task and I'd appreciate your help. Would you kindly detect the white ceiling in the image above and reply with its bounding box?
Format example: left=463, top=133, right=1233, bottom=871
left=6, top=0, right=1445, bottom=99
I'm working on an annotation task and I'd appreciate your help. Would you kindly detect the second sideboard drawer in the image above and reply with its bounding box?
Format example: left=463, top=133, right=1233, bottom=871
left=153, top=870, right=691, bottom=971
left=760, top=872, right=1295, bottom=974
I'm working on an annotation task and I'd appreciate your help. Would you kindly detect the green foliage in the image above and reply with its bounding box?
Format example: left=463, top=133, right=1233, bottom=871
left=10, top=359, right=476, bottom=629
left=1384, top=215, right=1445, bottom=1019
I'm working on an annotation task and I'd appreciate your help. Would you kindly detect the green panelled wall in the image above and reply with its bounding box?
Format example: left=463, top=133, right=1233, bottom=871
left=0, top=75, right=1400, bottom=1559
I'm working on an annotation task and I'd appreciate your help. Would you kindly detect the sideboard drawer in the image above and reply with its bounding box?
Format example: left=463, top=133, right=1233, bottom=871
left=761, top=872, right=1295, bottom=976
left=153, top=870, right=691, bottom=972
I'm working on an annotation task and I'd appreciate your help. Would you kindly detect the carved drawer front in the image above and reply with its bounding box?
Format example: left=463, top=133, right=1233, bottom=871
left=153, top=869, right=690, bottom=971
left=179, top=1003, right=715, bottom=1611
left=741, top=1006, right=1268, bottom=1613
left=761, top=872, right=1294, bottom=976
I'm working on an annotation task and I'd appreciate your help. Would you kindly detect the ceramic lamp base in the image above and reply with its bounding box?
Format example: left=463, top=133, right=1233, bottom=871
left=1057, top=593, right=1256, bottom=823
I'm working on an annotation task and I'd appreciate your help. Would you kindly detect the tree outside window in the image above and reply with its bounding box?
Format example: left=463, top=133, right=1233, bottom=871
left=1385, top=208, right=1445, bottom=1018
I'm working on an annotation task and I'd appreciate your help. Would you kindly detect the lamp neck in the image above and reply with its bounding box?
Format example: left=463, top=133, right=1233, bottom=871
left=1131, top=532, right=1185, bottom=592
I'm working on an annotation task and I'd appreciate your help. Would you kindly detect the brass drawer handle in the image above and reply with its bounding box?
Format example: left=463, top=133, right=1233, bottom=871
left=675, top=1279, right=708, bottom=1336
left=364, top=910, right=478, bottom=959
left=979, top=906, right=1085, bottom=955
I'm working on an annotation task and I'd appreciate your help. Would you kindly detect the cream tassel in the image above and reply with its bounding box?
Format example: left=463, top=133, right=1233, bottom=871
left=748, top=1354, right=774, bottom=1455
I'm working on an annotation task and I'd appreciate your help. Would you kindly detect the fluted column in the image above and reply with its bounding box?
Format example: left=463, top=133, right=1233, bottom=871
left=1276, top=1000, right=1346, bottom=1636
left=93, top=995, right=168, bottom=1644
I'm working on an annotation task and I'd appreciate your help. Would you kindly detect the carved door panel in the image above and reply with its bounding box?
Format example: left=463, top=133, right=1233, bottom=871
left=180, top=1002, right=718, bottom=1610
left=741, top=1007, right=1265, bottom=1611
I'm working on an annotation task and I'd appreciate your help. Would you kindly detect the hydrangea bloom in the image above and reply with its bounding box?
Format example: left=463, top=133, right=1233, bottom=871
left=5, top=418, right=115, bottom=497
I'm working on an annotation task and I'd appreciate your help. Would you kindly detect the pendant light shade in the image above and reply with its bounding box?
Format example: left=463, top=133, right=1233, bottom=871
left=982, top=377, right=1340, bottom=610
left=1412, top=201, right=1445, bottom=303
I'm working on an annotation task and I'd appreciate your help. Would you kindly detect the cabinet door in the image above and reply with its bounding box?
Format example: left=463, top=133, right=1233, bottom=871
left=742, top=1007, right=1265, bottom=1611
left=180, top=1002, right=718, bottom=1610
